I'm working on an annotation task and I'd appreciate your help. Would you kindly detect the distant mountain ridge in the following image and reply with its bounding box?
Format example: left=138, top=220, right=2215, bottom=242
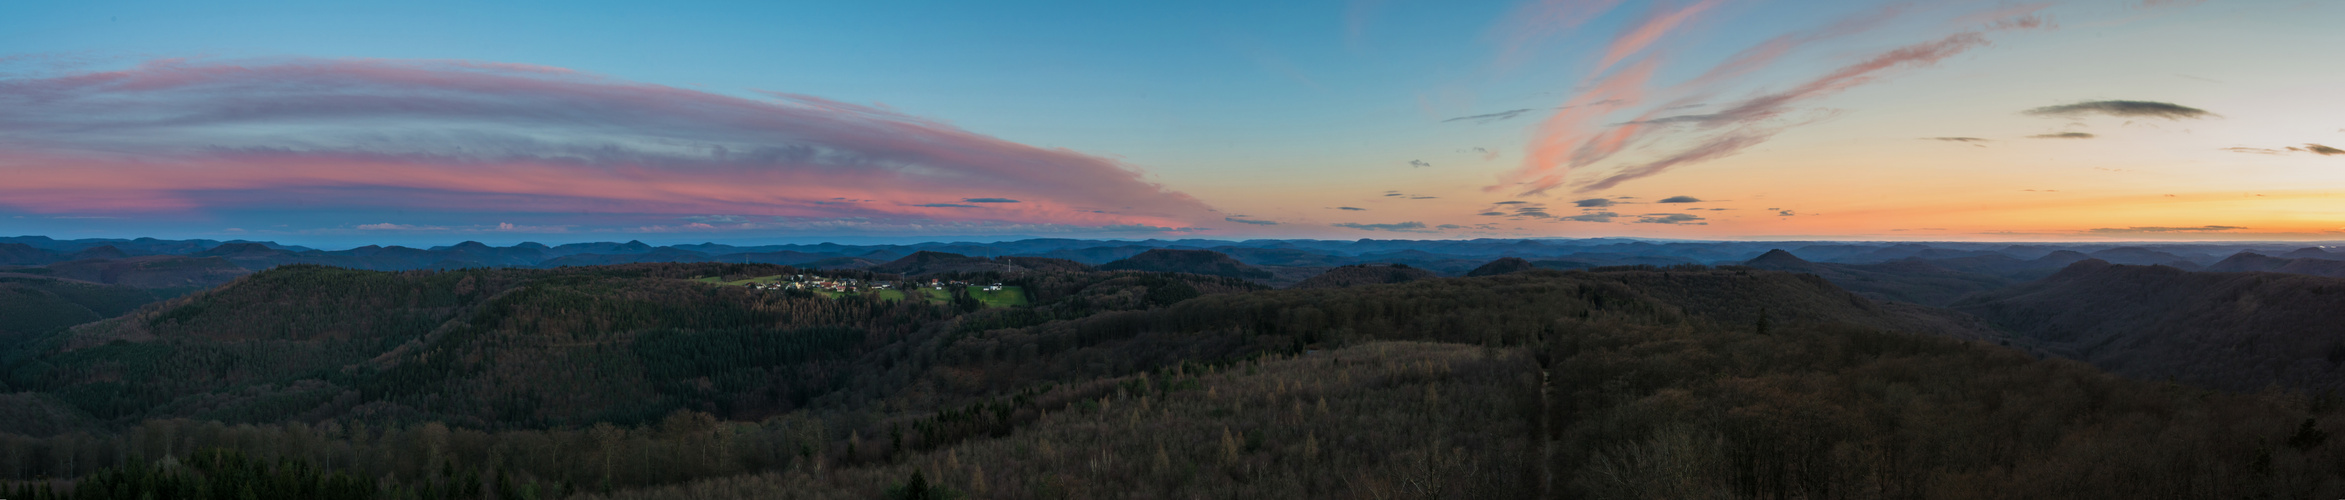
left=2203, top=252, right=2345, bottom=277
left=1289, top=264, right=1436, bottom=289
left=1741, top=249, right=2015, bottom=306
left=1098, top=249, right=1272, bottom=280
left=866, top=251, right=1092, bottom=276
left=1956, top=259, right=2345, bottom=393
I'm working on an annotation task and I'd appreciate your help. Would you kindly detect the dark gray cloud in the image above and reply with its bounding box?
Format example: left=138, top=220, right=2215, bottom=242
left=1493, top=201, right=1528, bottom=205
left=1336, top=206, right=1367, bottom=211
left=2138, top=0, right=2208, bottom=9
left=1561, top=211, right=1619, bottom=223
left=1384, top=193, right=1404, bottom=197
left=1635, top=213, right=1707, bottom=225
left=916, top=203, right=978, bottom=208
left=1442, top=108, right=1534, bottom=124
left=963, top=197, right=1021, bottom=203
left=1223, top=217, right=1279, bottom=226
left=1478, top=211, right=1505, bottom=216
left=2028, top=132, right=2095, bottom=139
left=1436, top=224, right=1464, bottom=230
left=1409, top=159, right=1432, bottom=168
left=1331, top=221, right=1433, bottom=232
left=1657, top=196, right=1703, bottom=203
left=1777, top=210, right=1795, bottom=216
left=2226, top=144, right=2344, bottom=156
left=1925, top=137, right=1990, bottom=142
left=2024, top=100, right=2212, bottom=120
left=2087, top=225, right=2247, bottom=234
left=1573, top=198, right=1616, bottom=208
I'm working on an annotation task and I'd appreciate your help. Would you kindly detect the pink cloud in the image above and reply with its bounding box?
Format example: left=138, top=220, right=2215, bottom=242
left=1489, top=0, right=1631, bottom=72
left=1593, top=0, right=1725, bottom=75
left=1495, top=4, right=2045, bottom=195
left=0, top=58, right=1224, bottom=233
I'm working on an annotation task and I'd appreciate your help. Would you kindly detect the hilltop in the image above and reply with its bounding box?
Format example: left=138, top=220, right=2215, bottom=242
left=1956, top=260, right=2345, bottom=392
left=1288, top=264, right=1437, bottom=289
left=1740, top=249, right=2014, bottom=305
left=1097, top=249, right=1273, bottom=280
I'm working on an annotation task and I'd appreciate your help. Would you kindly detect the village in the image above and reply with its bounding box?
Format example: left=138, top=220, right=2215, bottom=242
left=695, top=274, right=1026, bottom=307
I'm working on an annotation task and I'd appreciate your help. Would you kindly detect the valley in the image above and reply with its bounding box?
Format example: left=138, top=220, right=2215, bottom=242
left=4, top=237, right=2345, bottom=498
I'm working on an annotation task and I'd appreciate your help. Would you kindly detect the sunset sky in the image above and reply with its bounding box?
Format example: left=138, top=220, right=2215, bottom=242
left=2, top=0, right=2339, bottom=245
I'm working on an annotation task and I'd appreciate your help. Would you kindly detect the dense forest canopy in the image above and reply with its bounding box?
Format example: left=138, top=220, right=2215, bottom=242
left=4, top=243, right=2345, bottom=498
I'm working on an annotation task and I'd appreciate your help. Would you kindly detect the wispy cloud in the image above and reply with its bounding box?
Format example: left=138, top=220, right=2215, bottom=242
left=1489, top=0, right=1631, bottom=72
left=1927, top=137, right=1991, bottom=142
left=0, top=57, right=1222, bottom=234
left=1409, top=159, right=1432, bottom=168
left=1442, top=108, right=1535, bottom=123
left=1656, top=195, right=1702, bottom=203
left=2024, top=100, right=2212, bottom=120
left=2087, top=225, right=2246, bottom=233
left=356, top=223, right=450, bottom=231
left=1634, top=213, right=1705, bottom=225
left=1573, top=198, right=1615, bottom=207
left=1331, top=221, right=1434, bottom=232
left=1495, top=4, right=2044, bottom=195
left=1224, top=216, right=1279, bottom=225
left=1560, top=211, right=1619, bottom=222
left=2028, top=132, right=2096, bottom=139
left=1335, top=206, right=1367, bottom=211
left=2224, top=144, right=2345, bottom=156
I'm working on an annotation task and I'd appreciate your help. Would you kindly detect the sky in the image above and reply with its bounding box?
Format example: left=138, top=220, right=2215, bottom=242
left=1, top=0, right=2340, bottom=247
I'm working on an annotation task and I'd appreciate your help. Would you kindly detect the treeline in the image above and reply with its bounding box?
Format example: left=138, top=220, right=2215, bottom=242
left=1537, top=318, right=2345, bottom=498
left=0, top=411, right=819, bottom=495
left=0, top=276, right=160, bottom=344
left=8, top=449, right=377, bottom=500
left=586, top=342, right=1541, bottom=500
left=580, top=314, right=2345, bottom=498
left=5, top=264, right=958, bottom=427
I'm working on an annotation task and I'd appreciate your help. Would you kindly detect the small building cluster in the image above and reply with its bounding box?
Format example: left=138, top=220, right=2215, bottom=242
left=746, top=274, right=890, bottom=293
left=921, top=278, right=973, bottom=290
left=738, top=275, right=1009, bottom=295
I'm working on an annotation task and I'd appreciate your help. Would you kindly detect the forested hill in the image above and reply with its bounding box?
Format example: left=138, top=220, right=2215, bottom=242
left=0, top=276, right=160, bottom=342
left=10, top=262, right=2345, bottom=498
left=1096, top=249, right=1272, bottom=280
left=5, top=263, right=1982, bottom=430
left=1957, top=259, right=2345, bottom=393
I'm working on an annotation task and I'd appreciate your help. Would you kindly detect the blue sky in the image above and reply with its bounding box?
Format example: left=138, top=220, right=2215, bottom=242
left=4, top=0, right=2340, bottom=247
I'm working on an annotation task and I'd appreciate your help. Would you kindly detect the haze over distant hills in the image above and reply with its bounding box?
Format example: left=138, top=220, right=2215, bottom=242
left=5, top=234, right=2335, bottom=276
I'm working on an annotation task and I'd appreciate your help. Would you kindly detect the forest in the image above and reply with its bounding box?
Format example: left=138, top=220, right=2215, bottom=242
left=2, top=262, right=2344, bottom=498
